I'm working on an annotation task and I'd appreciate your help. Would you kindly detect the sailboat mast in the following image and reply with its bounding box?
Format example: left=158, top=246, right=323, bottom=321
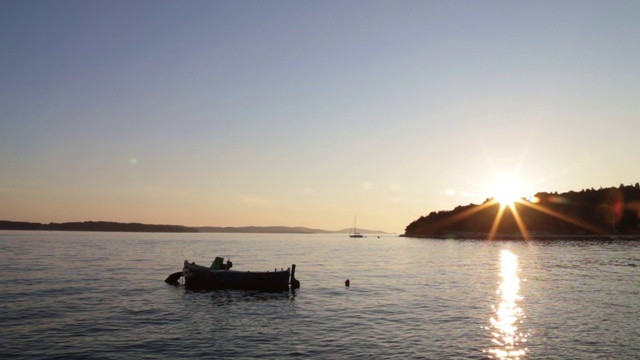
left=349, top=215, right=363, bottom=237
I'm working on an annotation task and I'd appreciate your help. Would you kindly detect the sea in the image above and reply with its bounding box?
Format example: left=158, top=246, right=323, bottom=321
left=1, top=231, right=639, bottom=359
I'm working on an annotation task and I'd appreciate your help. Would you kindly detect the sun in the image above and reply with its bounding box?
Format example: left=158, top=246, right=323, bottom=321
left=491, top=176, right=526, bottom=206
left=494, top=186, right=521, bottom=206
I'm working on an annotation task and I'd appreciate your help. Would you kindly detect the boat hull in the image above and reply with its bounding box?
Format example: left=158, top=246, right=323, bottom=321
left=182, top=260, right=292, bottom=291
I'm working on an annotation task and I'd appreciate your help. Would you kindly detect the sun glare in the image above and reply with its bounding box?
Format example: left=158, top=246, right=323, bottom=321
left=491, top=177, right=526, bottom=206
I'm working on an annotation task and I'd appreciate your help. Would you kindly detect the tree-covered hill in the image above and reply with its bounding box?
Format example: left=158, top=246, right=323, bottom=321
left=404, top=184, right=640, bottom=239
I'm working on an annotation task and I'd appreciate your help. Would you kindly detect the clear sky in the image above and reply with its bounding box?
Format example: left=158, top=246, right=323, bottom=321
left=1, top=1, right=639, bottom=233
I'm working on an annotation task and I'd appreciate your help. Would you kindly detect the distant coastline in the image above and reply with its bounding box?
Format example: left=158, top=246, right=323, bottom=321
left=7, top=185, right=638, bottom=238
left=0, top=220, right=390, bottom=234
left=0, top=221, right=197, bottom=233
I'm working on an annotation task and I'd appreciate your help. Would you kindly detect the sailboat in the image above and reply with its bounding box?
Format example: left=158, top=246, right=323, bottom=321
left=349, top=216, right=364, bottom=238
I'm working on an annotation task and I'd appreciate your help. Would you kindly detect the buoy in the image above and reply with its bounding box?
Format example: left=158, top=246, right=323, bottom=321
left=345, top=279, right=350, bottom=287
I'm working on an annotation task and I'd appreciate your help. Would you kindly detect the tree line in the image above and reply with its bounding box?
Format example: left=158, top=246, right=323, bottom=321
left=404, top=183, right=640, bottom=238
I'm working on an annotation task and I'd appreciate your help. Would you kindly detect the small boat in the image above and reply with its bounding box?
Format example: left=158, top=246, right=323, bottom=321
left=165, top=257, right=300, bottom=291
left=350, top=216, right=364, bottom=238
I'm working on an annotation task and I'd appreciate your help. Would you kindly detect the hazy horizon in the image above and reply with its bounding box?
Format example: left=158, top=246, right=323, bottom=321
left=2, top=1, right=639, bottom=233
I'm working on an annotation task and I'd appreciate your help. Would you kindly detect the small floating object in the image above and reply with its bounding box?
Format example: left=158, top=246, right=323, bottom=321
left=345, top=279, right=350, bottom=287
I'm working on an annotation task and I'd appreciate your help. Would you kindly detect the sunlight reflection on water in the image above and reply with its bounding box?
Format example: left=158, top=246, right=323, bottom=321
left=487, top=249, right=528, bottom=359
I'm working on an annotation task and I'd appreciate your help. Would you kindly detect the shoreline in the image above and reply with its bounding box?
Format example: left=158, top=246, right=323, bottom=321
left=402, top=233, right=640, bottom=240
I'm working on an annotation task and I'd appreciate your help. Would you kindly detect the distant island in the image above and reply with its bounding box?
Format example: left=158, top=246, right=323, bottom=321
left=195, top=226, right=388, bottom=234
left=404, top=183, right=640, bottom=239
left=0, top=221, right=198, bottom=233
left=0, top=221, right=388, bottom=234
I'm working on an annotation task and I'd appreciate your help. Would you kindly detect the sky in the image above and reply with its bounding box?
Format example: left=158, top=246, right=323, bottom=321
left=1, top=1, right=639, bottom=233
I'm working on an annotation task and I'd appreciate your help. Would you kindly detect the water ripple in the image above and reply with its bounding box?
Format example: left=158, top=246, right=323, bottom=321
left=1, top=232, right=640, bottom=358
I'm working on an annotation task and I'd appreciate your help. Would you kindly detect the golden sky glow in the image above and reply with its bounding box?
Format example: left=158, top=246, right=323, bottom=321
left=1, top=2, right=639, bottom=232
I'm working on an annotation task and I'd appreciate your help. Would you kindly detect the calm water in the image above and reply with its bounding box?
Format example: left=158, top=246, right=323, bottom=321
left=1, top=231, right=639, bottom=359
